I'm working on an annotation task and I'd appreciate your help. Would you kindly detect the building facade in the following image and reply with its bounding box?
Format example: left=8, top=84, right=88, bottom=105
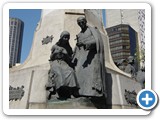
left=106, top=24, right=138, bottom=64
left=9, top=18, right=24, bottom=67
left=105, top=9, right=145, bottom=64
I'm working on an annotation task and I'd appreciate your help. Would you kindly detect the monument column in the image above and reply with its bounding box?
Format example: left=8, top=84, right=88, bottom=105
left=10, top=9, right=85, bottom=70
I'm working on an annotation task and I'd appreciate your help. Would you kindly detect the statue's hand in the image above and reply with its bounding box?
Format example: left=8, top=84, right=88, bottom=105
left=76, top=42, right=85, bottom=47
left=85, top=44, right=90, bottom=50
left=85, top=43, right=96, bottom=50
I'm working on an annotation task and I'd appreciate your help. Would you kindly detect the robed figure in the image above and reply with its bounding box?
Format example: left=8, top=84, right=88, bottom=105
left=73, top=17, right=106, bottom=97
left=46, top=31, right=79, bottom=100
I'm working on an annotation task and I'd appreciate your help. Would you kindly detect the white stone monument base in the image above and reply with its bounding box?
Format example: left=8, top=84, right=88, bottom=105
left=9, top=64, right=141, bottom=109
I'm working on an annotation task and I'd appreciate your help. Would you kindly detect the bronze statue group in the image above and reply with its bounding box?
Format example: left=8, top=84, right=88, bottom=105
left=46, top=16, right=106, bottom=100
left=45, top=16, right=145, bottom=101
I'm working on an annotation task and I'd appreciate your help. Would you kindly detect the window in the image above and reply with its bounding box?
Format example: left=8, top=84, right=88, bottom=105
left=122, top=45, right=126, bottom=49
left=111, top=28, right=118, bottom=32
left=11, top=21, right=14, bottom=25
left=109, top=34, right=120, bottom=39
left=14, top=21, right=17, bottom=25
left=121, top=27, right=128, bottom=31
left=111, top=46, right=123, bottom=51
left=121, top=33, right=129, bottom=37
left=118, top=27, right=121, bottom=31
left=110, top=40, right=123, bottom=45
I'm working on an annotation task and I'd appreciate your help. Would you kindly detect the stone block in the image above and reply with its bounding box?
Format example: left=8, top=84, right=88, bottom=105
left=46, top=97, right=97, bottom=109
left=29, top=103, right=46, bottom=109
left=29, top=69, right=48, bottom=103
left=9, top=69, right=32, bottom=109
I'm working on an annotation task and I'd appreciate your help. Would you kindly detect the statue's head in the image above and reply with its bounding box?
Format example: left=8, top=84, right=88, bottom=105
left=60, top=31, right=70, bottom=43
left=77, top=16, right=87, bottom=29
left=127, top=56, right=134, bottom=64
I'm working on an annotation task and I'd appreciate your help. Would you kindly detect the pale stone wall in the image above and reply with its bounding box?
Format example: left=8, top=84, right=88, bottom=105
left=9, top=69, right=32, bottom=109
left=28, top=70, right=48, bottom=104
left=106, top=68, right=141, bottom=108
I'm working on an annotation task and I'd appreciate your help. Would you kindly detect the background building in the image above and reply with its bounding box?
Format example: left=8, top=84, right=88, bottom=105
left=106, top=24, right=138, bottom=63
left=9, top=18, right=24, bottom=67
left=105, top=9, right=145, bottom=67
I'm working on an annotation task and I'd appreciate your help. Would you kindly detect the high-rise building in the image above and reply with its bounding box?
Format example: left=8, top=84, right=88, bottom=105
left=105, top=9, right=145, bottom=64
left=106, top=24, right=138, bottom=63
left=9, top=18, right=24, bottom=67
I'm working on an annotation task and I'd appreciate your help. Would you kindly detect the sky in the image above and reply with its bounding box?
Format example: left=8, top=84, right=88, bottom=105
left=9, top=9, right=41, bottom=63
left=102, top=9, right=106, bottom=27
left=9, top=9, right=106, bottom=63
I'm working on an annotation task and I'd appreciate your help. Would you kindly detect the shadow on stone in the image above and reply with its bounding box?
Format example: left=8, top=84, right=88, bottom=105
left=90, top=96, right=107, bottom=109
left=89, top=73, right=113, bottom=109
left=105, top=73, right=113, bottom=109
